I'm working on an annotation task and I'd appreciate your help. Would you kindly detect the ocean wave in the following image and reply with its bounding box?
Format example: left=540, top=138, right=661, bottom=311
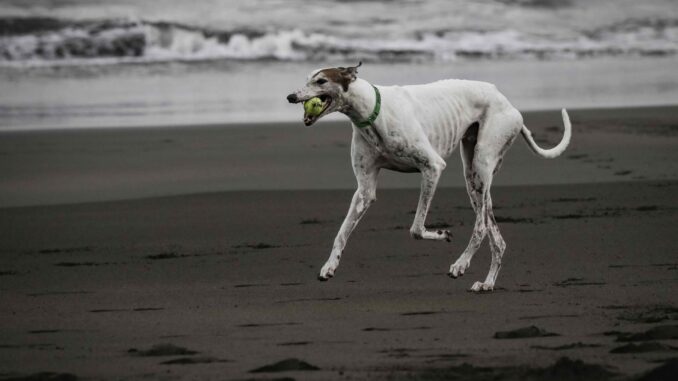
left=1, top=17, right=677, bottom=66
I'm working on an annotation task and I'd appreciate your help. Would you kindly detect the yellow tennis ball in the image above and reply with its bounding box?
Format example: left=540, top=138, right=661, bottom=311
left=303, top=97, right=324, bottom=116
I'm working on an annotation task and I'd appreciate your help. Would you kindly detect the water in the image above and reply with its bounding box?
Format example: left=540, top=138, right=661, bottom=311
left=3, top=0, right=678, bottom=64
left=1, top=0, right=677, bottom=129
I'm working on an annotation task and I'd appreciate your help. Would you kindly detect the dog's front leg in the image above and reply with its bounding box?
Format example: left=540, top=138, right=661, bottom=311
left=409, top=158, right=450, bottom=242
left=318, top=168, right=378, bottom=280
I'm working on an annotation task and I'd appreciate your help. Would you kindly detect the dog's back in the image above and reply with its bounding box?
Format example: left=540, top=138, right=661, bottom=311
left=380, top=79, right=512, bottom=159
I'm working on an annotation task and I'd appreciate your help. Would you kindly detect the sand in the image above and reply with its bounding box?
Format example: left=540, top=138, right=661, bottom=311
left=0, top=106, right=677, bottom=380
left=1, top=106, right=676, bottom=208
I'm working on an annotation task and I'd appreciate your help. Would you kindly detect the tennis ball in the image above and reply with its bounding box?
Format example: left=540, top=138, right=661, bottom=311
left=304, top=97, right=324, bottom=116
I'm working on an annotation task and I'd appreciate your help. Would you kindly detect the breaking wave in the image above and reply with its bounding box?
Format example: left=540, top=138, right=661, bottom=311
left=1, top=17, right=677, bottom=66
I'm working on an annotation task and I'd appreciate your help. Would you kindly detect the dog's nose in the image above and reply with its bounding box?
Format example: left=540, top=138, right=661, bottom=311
left=287, top=93, right=298, bottom=103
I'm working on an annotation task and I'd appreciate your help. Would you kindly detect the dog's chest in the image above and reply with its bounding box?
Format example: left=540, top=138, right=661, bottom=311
left=357, top=125, right=427, bottom=171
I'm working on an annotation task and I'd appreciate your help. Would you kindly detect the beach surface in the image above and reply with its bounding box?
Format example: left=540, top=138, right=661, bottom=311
left=1, top=106, right=676, bottom=208
left=1, top=107, right=677, bottom=380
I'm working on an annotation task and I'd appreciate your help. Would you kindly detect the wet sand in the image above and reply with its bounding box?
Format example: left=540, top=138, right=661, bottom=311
left=0, top=106, right=677, bottom=380
left=0, top=106, right=676, bottom=208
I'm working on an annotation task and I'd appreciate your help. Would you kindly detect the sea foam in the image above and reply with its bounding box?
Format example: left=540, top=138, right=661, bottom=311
left=1, top=17, right=677, bottom=66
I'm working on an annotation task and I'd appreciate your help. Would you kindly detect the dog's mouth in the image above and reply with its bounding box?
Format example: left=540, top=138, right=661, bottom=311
left=303, top=94, right=332, bottom=126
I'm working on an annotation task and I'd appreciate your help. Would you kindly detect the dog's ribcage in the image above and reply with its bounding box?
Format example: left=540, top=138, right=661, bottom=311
left=386, top=80, right=504, bottom=159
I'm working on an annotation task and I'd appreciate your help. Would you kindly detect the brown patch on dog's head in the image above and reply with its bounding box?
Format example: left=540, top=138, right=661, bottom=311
left=315, top=62, right=362, bottom=91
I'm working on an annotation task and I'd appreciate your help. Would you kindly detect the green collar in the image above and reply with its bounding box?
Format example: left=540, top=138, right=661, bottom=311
left=352, top=85, right=381, bottom=128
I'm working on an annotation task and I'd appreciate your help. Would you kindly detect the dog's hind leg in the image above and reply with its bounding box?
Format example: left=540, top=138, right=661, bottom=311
left=449, top=169, right=489, bottom=281
left=462, top=167, right=506, bottom=292
left=479, top=193, right=506, bottom=291
left=450, top=108, right=521, bottom=291
left=460, top=122, right=481, bottom=212
left=409, top=152, right=450, bottom=242
left=449, top=123, right=482, bottom=278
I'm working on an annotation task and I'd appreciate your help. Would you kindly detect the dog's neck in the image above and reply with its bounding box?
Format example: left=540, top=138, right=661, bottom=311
left=341, top=78, right=378, bottom=125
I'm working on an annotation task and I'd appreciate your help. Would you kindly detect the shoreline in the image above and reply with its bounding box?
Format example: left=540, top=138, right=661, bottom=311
left=0, top=103, right=674, bottom=133
left=3, top=56, right=678, bottom=130
left=0, top=102, right=677, bottom=134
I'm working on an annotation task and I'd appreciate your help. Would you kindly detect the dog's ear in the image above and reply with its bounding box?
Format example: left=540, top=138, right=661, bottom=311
left=341, top=61, right=361, bottom=77
left=337, top=61, right=362, bottom=91
left=346, top=61, right=362, bottom=74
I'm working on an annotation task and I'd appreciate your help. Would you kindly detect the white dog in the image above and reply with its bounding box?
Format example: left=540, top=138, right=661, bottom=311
left=287, top=62, right=571, bottom=292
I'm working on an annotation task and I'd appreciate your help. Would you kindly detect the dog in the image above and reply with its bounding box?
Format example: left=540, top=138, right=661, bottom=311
left=287, top=62, right=571, bottom=292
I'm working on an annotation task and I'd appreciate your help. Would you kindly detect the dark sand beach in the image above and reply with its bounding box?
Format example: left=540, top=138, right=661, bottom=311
left=1, top=107, right=677, bottom=380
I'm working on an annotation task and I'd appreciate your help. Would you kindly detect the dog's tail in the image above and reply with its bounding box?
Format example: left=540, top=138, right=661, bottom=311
left=520, top=108, right=572, bottom=159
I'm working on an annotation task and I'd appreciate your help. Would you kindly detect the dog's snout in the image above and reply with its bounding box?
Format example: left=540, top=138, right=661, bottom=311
left=287, top=93, right=298, bottom=103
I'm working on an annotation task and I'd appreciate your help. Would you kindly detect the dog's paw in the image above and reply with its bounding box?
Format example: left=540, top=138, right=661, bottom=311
left=413, top=228, right=452, bottom=242
left=469, top=281, right=494, bottom=292
left=448, top=258, right=470, bottom=278
left=437, top=229, right=453, bottom=242
left=318, top=261, right=337, bottom=281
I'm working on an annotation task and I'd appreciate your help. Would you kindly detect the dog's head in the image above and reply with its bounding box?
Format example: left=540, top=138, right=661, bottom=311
left=286, top=62, right=362, bottom=126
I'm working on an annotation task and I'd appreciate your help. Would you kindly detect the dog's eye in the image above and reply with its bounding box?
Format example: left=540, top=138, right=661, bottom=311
left=316, top=78, right=327, bottom=85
